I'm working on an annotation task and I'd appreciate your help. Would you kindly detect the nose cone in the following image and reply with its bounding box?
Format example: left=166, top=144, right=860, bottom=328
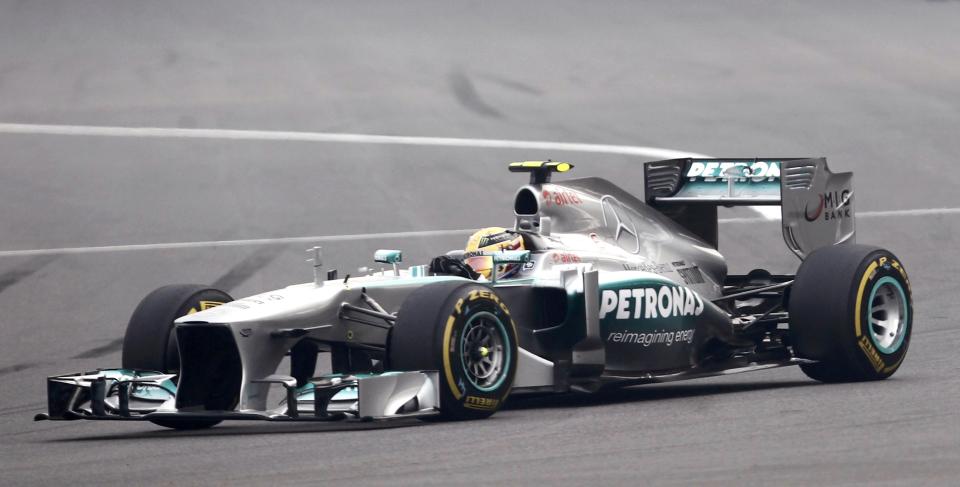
left=175, top=283, right=343, bottom=324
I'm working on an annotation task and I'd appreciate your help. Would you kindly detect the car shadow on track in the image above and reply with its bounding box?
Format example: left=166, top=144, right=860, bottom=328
left=503, top=379, right=815, bottom=411
left=45, top=417, right=428, bottom=443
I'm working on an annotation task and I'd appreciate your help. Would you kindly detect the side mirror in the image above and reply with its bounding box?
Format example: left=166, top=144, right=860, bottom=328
left=492, top=250, right=531, bottom=265
left=374, top=249, right=403, bottom=277
left=374, top=249, right=402, bottom=264
left=490, top=250, right=532, bottom=284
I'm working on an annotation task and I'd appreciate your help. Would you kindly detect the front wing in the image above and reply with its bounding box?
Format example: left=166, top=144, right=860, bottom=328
left=35, top=369, right=441, bottom=423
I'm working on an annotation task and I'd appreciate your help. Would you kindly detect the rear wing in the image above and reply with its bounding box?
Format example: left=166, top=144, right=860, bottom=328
left=644, top=158, right=854, bottom=259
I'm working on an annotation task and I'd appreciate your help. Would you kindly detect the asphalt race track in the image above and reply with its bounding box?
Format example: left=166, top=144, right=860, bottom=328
left=2, top=1, right=960, bottom=485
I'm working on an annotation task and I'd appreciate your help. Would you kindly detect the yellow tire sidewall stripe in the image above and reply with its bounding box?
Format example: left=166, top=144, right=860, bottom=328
left=854, top=261, right=879, bottom=338
left=442, top=315, right=462, bottom=400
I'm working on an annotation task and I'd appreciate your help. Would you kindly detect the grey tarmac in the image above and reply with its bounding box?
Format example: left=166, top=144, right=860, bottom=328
left=2, top=1, right=960, bottom=485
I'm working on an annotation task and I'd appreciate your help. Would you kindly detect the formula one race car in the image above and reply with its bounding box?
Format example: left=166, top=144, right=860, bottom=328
left=36, top=159, right=912, bottom=429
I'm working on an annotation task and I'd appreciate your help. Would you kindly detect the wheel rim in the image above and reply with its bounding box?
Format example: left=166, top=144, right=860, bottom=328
left=459, top=311, right=510, bottom=392
left=867, top=277, right=909, bottom=354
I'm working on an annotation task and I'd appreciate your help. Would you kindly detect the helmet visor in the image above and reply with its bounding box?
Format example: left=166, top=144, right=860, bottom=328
left=464, top=237, right=523, bottom=279
left=464, top=255, right=493, bottom=277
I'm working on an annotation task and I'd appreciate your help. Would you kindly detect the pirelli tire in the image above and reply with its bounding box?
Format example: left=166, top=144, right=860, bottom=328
left=389, top=281, right=519, bottom=420
left=789, top=244, right=912, bottom=382
left=121, top=284, right=233, bottom=430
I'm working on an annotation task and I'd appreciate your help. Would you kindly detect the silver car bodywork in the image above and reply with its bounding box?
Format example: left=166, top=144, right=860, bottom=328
left=38, top=158, right=854, bottom=424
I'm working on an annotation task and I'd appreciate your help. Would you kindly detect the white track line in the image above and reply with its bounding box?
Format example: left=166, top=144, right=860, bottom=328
left=0, top=229, right=476, bottom=258
left=848, top=207, right=960, bottom=218
left=0, top=123, right=712, bottom=160
left=1, top=122, right=955, bottom=258
left=2, top=123, right=791, bottom=221
left=719, top=207, right=960, bottom=223
left=0, top=207, right=957, bottom=258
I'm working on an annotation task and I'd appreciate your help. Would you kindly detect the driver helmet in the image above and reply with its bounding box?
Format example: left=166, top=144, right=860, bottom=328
left=464, top=227, right=525, bottom=280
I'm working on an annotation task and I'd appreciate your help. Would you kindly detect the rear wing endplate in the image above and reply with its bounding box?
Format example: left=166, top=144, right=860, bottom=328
left=644, top=158, right=854, bottom=259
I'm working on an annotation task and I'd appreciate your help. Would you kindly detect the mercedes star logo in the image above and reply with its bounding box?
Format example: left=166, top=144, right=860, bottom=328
left=600, top=195, right=640, bottom=254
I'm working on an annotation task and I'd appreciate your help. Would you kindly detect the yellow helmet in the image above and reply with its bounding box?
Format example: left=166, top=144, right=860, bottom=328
left=464, top=227, right=525, bottom=280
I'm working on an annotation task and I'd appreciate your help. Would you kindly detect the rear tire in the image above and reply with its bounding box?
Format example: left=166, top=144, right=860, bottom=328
left=121, top=284, right=233, bottom=430
left=790, top=244, right=912, bottom=382
left=389, top=281, right=518, bottom=420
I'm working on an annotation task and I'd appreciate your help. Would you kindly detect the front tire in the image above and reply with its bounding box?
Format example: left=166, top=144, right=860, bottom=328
left=790, top=244, right=912, bottom=382
left=389, top=281, right=518, bottom=420
left=121, top=284, right=233, bottom=430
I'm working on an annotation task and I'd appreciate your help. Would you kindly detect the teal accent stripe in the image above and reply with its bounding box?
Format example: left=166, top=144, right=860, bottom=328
left=460, top=311, right=512, bottom=392
left=868, top=276, right=909, bottom=354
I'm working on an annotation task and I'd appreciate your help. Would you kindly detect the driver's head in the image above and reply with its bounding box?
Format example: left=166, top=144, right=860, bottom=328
left=464, top=227, right=525, bottom=280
